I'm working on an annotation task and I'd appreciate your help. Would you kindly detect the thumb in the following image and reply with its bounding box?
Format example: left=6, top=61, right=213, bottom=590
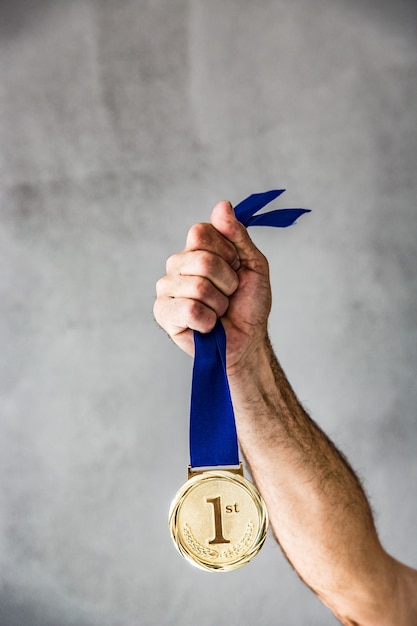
left=210, top=200, right=261, bottom=267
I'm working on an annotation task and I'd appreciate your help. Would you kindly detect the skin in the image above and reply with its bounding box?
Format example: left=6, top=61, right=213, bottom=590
left=154, top=200, right=417, bottom=625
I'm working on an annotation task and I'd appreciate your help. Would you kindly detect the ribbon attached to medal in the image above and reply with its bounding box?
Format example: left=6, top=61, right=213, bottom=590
left=169, top=190, right=310, bottom=571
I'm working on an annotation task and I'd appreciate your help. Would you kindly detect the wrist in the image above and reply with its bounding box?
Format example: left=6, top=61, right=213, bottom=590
left=226, top=332, right=302, bottom=429
left=226, top=334, right=278, bottom=408
left=226, top=332, right=270, bottom=383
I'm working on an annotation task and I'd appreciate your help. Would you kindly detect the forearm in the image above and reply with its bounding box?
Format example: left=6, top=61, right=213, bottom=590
left=228, top=335, right=399, bottom=624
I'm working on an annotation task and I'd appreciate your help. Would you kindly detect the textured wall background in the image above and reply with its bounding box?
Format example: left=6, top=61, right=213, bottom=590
left=0, top=1, right=416, bottom=625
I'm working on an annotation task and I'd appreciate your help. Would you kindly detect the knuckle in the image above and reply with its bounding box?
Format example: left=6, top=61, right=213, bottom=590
left=191, top=277, right=229, bottom=317
left=195, top=250, right=214, bottom=276
left=155, top=276, right=167, bottom=296
left=194, top=252, right=238, bottom=296
left=165, top=253, right=179, bottom=274
left=186, top=222, right=210, bottom=249
left=193, top=276, right=210, bottom=299
left=188, top=298, right=205, bottom=319
left=187, top=300, right=216, bottom=331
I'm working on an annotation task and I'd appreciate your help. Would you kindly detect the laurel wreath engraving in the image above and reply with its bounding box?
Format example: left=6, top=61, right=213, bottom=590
left=183, top=522, right=255, bottom=560
left=183, top=524, right=219, bottom=558
left=222, top=522, right=255, bottom=559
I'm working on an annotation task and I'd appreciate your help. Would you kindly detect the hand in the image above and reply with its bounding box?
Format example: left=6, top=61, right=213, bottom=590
left=154, top=200, right=272, bottom=372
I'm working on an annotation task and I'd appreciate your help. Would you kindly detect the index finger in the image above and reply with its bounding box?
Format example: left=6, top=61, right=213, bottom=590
left=185, top=219, right=241, bottom=271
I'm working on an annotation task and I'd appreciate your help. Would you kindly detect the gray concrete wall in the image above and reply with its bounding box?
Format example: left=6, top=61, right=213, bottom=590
left=0, top=1, right=416, bottom=624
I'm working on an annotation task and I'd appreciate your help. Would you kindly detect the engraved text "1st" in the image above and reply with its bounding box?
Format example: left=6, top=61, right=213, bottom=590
left=206, top=496, right=230, bottom=545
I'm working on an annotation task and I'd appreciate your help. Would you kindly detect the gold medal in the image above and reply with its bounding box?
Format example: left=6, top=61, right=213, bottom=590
left=169, top=465, right=268, bottom=572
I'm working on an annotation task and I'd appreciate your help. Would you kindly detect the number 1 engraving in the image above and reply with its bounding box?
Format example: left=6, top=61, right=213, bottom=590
left=206, top=496, right=230, bottom=544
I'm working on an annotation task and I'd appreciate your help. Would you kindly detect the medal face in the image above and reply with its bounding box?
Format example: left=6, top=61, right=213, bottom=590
left=169, top=470, right=268, bottom=572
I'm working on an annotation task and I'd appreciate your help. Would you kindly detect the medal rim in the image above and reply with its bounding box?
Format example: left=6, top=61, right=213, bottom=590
left=169, top=470, right=268, bottom=572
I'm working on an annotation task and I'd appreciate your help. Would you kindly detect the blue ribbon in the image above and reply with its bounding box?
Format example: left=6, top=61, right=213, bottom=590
left=189, top=190, right=310, bottom=469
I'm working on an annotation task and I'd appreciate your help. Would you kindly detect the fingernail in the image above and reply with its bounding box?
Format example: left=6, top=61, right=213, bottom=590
left=232, top=257, right=241, bottom=271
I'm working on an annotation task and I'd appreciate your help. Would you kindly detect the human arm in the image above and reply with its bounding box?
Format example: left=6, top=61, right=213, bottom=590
left=153, top=200, right=417, bottom=625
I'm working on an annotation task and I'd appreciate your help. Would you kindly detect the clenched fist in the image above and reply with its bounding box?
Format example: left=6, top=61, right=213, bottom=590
left=154, top=200, right=272, bottom=373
